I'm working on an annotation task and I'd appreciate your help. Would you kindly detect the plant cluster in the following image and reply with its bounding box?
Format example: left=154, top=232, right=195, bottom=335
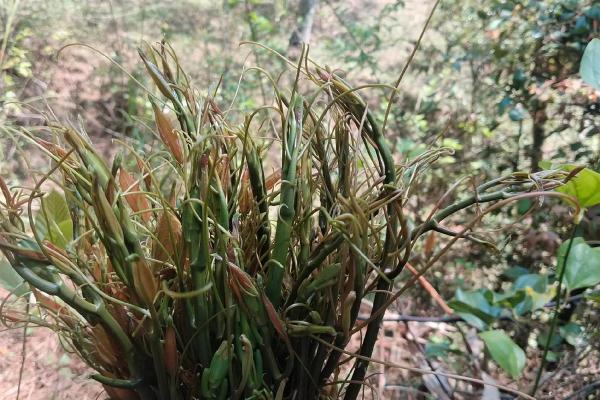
left=0, top=41, right=587, bottom=400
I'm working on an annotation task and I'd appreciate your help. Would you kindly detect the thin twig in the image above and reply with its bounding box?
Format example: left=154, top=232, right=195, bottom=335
left=357, top=286, right=598, bottom=323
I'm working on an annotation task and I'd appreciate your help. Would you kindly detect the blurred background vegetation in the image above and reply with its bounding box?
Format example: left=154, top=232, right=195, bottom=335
left=1, top=0, right=599, bottom=398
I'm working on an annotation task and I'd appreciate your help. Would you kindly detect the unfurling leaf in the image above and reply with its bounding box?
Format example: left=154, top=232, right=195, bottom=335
left=151, top=210, right=183, bottom=269
left=262, top=293, right=287, bottom=340
left=152, top=102, right=184, bottom=164
left=424, top=232, right=436, bottom=256
left=133, top=260, right=158, bottom=306
left=265, top=169, right=282, bottom=190
left=238, top=170, right=252, bottom=214
left=164, top=325, right=179, bottom=377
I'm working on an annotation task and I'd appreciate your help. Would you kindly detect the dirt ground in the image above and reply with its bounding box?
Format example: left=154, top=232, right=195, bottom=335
left=0, top=289, right=103, bottom=400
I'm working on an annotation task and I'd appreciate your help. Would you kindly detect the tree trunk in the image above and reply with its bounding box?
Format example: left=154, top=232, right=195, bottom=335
left=289, top=0, right=319, bottom=57
left=530, top=102, right=547, bottom=171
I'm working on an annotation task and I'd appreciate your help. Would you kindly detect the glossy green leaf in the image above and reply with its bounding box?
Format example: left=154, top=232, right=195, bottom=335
left=557, top=238, right=600, bottom=290
left=480, top=330, right=526, bottom=379
left=516, top=198, right=533, bottom=215
left=35, top=190, right=73, bottom=249
left=556, top=166, right=600, bottom=208
left=580, top=39, right=600, bottom=91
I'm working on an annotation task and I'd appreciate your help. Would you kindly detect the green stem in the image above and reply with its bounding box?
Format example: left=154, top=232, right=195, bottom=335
left=342, top=80, right=398, bottom=400
left=149, top=307, right=171, bottom=400
left=11, top=263, right=155, bottom=399
left=243, top=132, right=271, bottom=268
left=530, top=223, right=579, bottom=396
left=266, top=95, right=303, bottom=306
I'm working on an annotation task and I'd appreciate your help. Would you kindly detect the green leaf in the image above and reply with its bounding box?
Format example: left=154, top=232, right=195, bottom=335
left=495, top=290, right=528, bottom=314
left=580, top=39, right=600, bottom=91
left=587, top=292, right=600, bottom=304
left=449, top=288, right=503, bottom=330
left=544, top=351, right=558, bottom=362
left=498, top=95, right=512, bottom=115
left=35, top=191, right=73, bottom=249
left=586, top=6, right=600, bottom=21
left=559, top=323, right=585, bottom=346
left=538, top=328, right=563, bottom=349
left=0, top=257, right=28, bottom=296
left=441, top=138, right=463, bottom=150
left=480, top=330, right=526, bottom=379
left=516, top=198, right=533, bottom=215
left=508, top=106, right=524, bottom=121
left=514, top=289, right=554, bottom=315
left=556, top=166, right=600, bottom=208
left=513, top=274, right=547, bottom=293
left=503, top=266, right=529, bottom=280
left=538, top=160, right=553, bottom=170
left=425, top=340, right=450, bottom=359
left=571, top=16, right=591, bottom=35
left=557, top=238, right=600, bottom=290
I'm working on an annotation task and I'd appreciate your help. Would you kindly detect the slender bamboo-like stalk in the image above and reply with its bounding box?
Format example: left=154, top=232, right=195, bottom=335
left=266, top=94, right=303, bottom=306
